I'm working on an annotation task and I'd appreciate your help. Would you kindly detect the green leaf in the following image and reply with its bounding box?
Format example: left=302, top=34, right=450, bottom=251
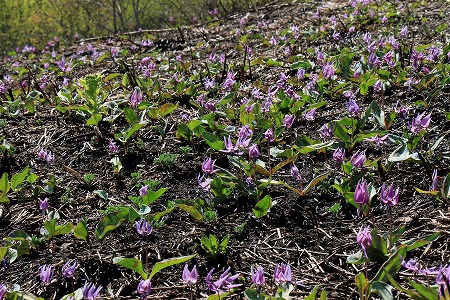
left=406, top=278, right=439, bottom=299
left=123, top=107, right=138, bottom=124
left=347, top=251, right=367, bottom=264
left=202, top=132, right=225, bottom=150
left=54, top=223, right=75, bottom=236
left=370, top=281, right=393, bottom=300
left=11, top=167, right=29, bottom=192
left=405, top=232, right=440, bottom=251
left=298, top=141, right=334, bottom=154
left=301, top=171, right=331, bottom=195
left=388, top=145, right=420, bottom=162
left=74, top=218, right=89, bottom=241
left=113, top=257, right=148, bottom=279
left=149, top=254, right=196, bottom=280
left=333, top=122, right=351, bottom=144
left=0, top=173, right=9, bottom=194
left=141, top=188, right=167, bottom=205
left=95, top=210, right=129, bottom=241
left=0, top=247, right=9, bottom=261
left=86, top=113, right=102, bottom=126
left=442, top=173, right=450, bottom=200
left=304, top=285, right=321, bottom=300
left=355, top=273, right=369, bottom=300
left=373, top=246, right=407, bottom=282
left=244, top=289, right=272, bottom=299
left=0, top=195, right=9, bottom=204
left=148, top=103, right=178, bottom=119
left=252, top=195, right=272, bottom=218
left=369, top=101, right=386, bottom=129
left=176, top=204, right=203, bottom=221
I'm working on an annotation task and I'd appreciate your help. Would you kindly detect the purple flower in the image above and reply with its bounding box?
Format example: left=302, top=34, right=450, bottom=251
left=431, top=169, right=439, bottom=191
left=364, top=134, right=388, bottom=146
left=108, top=140, right=119, bottom=154
left=410, top=113, right=431, bottom=134
left=319, top=123, right=333, bottom=139
left=202, top=158, right=216, bottom=174
left=290, top=164, right=302, bottom=181
left=380, top=183, right=399, bottom=207
left=198, top=174, right=212, bottom=191
left=238, top=125, right=253, bottom=140
left=343, top=90, right=356, bottom=99
left=57, top=56, right=73, bottom=72
left=297, top=68, right=305, bottom=80
left=264, top=128, right=274, bottom=143
left=39, top=197, right=49, bottom=213
left=304, top=108, right=316, bottom=121
left=62, top=261, right=77, bottom=279
left=401, top=258, right=420, bottom=273
left=203, top=77, right=215, bottom=90
left=354, top=179, right=369, bottom=206
left=136, top=218, right=152, bottom=236
left=223, top=72, right=235, bottom=91
left=347, top=100, right=360, bottom=117
left=82, top=282, right=102, bottom=300
left=322, top=62, right=335, bottom=79
left=182, top=265, right=198, bottom=287
left=248, top=144, right=260, bottom=160
left=139, top=185, right=148, bottom=196
left=333, top=148, right=345, bottom=163
left=137, top=279, right=151, bottom=299
left=37, top=149, right=55, bottom=164
left=283, top=114, right=294, bottom=129
left=394, top=102, right=410, bottom=119
left=350, top=150, right=366, bottom=169
left=400, top=26, right=408, bottom=38
left=251, top=266, right=265, bottom=286
left=206, top=267, right=241, bottom=293
left=0, top=284, right=7, bottom=300
left=130, top=87, right=143, bottom=107
left=40, top=265, right=53, bottom=284
left=273, top=263, right=292, bottom=285
left=373, top=80, right=382, bottom=93
left=357, top=226, right=372, bottom=258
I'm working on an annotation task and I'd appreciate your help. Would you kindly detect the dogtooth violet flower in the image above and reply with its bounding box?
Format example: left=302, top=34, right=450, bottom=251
left=182, top=264, right=198, bottom=287
left=248, top=144, right=260, bottom=160
left=198, top=174, right=212, bottom=192
left=40, top=265, right=53, bottom=284
left=39, top=197, right=49, bottom=213
left=273, top=263, right=292, bottom=285
left=347, top=100, right=361, bottom=117
left=202, top=157, right=216, bottom=174
left=130, top=87, right=143, bottom=107
left=380, top=183, right=399, bottom=207
left=410, top=112, right=431, bottom=134
left=333, top=148, right=345, bottom=163
left=0, top=284, right=7, bottom=300
left=62, top=261, right=77, bottom=279
left=401, top=258, right=420, bottom=273
left=283, top=114, right=294, bottom=128
left=354, top=179, right=369, bottom=217
left=264, top=128, right=274, bottom=143
left=290, top=164, right=302, bottom=181
left=350, top=150, right=366, bottom=169
left=137, top=279, right=152, bottom=299
left=304, top=108, right=317, bottom=121
left=357, top=226, right=372, bottom=258
left=139, top=185, right=148, bottom=196
left=431, top=169, right=439, bottom=191
left=206, top=267, right=242, bottom=293
left=82, top=282, right=102, bottom=300
left=251, top=266, right=265, bottom=286
left=136, top=218, right=152, bottom=236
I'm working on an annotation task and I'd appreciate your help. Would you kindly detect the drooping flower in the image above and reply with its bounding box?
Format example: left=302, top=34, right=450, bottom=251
left=290, top=164, right=302, bottom=181
left=264, top=128, right=274, bottom=143
left=350, top=150, right=366, bottom=169
left=108, top=140, right=119, bottom=154
left=364, top=134, right=388, bottom=146
left=354, top=179, right=369, bottom=206
left=198, top=174, right=212, bottom=192
left=130, top=87, right=143, bottom=107
left=136, top=218, right=152, bottom=236
left=304, top=108, right=317, bottom=121
left=62, top=261, right=77, bottom=279
left=333, top=148, right=345, bottom=163
left=182, top=265, right=198, bottom=287
left=347, top=100, right=361, bottom=117
left=206, top=267, right=241, bottom=293
left=0, top=284, right=7, bottom=300
left=283, top=114, right=294, bottom=129
left=273, top=263, right=292, bottom=285
left=139, top=185, right=148, bottom=197
left=380, top=183, right=399, bottom=207
left=40, top=265, right=53, bottom=284
left=394, top=102, right=410, bottom=119
left=322, top=62, right=335, bottom=79
left=248, top=144, right=260, bottom=160
left=202, top=158, right=216, bottom=174
left=431, top=169, right=439, bottom=191
left=39, top=197, right=49, bottom=213
left=238, top=125, right=253, bottom=140
left=319, top=123, right=332, bottom=139
left=410, top=113, right=431, bottom=134
left=37, top=149, right=55, bottom=164
left=401, top=258, right=420, bottom=273
left=137, top=279, right=152, bottom=299
left=251, top=266, right=265, bottom=286
left=82, top=282, right=102, bottom=300
left=357, top=226, right=372, bottom=258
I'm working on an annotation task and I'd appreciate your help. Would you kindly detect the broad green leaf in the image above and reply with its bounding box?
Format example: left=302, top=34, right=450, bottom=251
left=123, top=107, right=138, bottom=124
left=148, top=103, right=178, bottom=119
left=355, top=273, right=369, bottom=300
left=0, top=173, right=9, bottom=194
left=95, top=210, right=129, bottom=241
left=373, top=246, right=407, bottom=282
left=347, top=251, right=366, bottom=264
left=27, top=173, right=39, bottom=184
left=0, top=195, right=9, bottom=204
left=244, top=289, right=272, bottom=299
left=333, top=122, right=351, bottom=144
left=407, top=278, right=439, bottom=299
left=298, top=141, right=334, bottom=154
left=176, top=204, right=203, bottom=221
left=0, top=247, right=9, bottom=261
left=443, top=173, right=450, bottom=200
left=141, top=188, right=167, bottom=205
left=320, top=289, right=327, bottom=300
left=93, top=190, right=108, bottom=200
left=301, top=171, right=331, bottom=195
left=405, top=232, right=440, bottom=251
left=74, top=218, right=89, bottom=241
left=202, top=132, right=225, bottom=150
left=113, top=257, right=148, bottom=279
left=148, top=254, right=196, bottom=279
left=86, top=113, right=102, bottom=126
left=304, top=285, right=321, bottom=300
left=54, top=223, right=75, bottom=236
left=207, top=291, right=232, bottom=300
left=370, top=281, right=393, bottom=300
left=388, top=145, right=420, bottom=162
left=252, top=195, right=272, bottom=218
left=11, top=167, right=29, bottom=192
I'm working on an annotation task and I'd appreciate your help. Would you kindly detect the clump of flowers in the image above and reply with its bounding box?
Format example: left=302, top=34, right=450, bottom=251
left=37, top=149, right=55, bottom=164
